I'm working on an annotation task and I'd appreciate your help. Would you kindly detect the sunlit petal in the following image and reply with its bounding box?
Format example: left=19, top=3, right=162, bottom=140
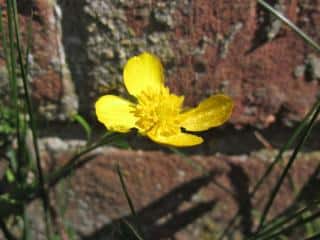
left=95, top=95, right=137, bottom=133
left=181, top=94, right=233, bottom=132
left=123, top=52, right=165, bottom=97
left=147, top=131, right=203, bottom=147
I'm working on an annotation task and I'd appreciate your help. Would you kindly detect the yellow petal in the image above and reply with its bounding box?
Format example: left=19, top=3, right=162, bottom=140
left=147, top=131, right=203, bottom=147
left=95, top=95, right=137, bottom=133
left=123, top=52, right=165, bottom=97
left=181, top=94, right=233, bottom=132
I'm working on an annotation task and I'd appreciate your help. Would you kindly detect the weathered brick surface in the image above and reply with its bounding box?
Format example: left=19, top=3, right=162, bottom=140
left=27, top=146, right=320, bottom=240
left=0, top=1, right=320, bottom=239
left=1, top=0, right=319, bottom=126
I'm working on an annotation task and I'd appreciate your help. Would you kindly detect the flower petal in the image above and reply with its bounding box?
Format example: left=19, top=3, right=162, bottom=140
left=181, top=94, right=233, bottom=132
left=123, top=52, right=165, bottom=97
left=147, top=131, right=203, bottom=147
left=95, top=95, right=137, bottom=133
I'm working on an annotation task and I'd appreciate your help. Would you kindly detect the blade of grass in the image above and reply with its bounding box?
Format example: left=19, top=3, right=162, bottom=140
left=22, top=207, right=31, bottom=240
left=257, top=0, right=320, bottom=52
left=224, top=100, right=319, bottom=240
left=218, top=101, right=317, bottom=240
left=11, top=0, right=52, bottom=238
left=258, top=209, right=320, bottom=240
left=219, top=2, right=320, bottom=235
left=5, top=0, right=23, bottom=179
left=116, top=164, right=137, bottom=216
left=46, top=132, right=118, bottom=187
left=72, top=114, right=92, bottom=142
left=116, top=164, right=144, bottom=239
left=121, top=219, right=144, bottom=240
left=250, top=200, right=320, bottom=239
left=257, top=100, right=320, bottom=231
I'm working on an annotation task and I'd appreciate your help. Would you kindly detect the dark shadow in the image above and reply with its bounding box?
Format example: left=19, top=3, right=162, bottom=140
left=16, top=0, right=43, bottom=24
left=295, top=164, right=320, bottom=203
left=80, top=171, right=220, bottom=240
left=246, top=0, right=284, bottom=54
left=57, top=0, right=91, bottom=116
left=37, top=120, right=320, bottom=156
left=283, top=163, right=320, bottom=213
left=228, top=162, right=253, bottom=237
left=253, top=164, right=320, bottom=239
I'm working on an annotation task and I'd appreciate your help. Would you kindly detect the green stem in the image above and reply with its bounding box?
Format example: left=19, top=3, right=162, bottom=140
left=11, top=0, right=51, bottom=238
left=116, top=164, right=137, bottom=216
left=258, top=210, right=320, bottom=240
left=250, top=200, right=320, bottom=239
left=46, top=132, right=117, bottom=188
left=257, top=0, right=320, bottom=52
left=257, top=100, right=320, bottom=230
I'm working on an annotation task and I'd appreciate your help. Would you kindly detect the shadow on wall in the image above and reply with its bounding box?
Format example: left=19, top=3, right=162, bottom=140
left=79, top=163, right=257, bottom=240
left=57, top=0, right=91, bottom=116
left=78, top=162, right=320, bottom=240
left=80, top=171, right=220, bottom=240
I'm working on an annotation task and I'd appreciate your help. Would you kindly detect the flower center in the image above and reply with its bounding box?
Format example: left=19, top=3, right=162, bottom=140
left=133, top=87, right=184, bottom=136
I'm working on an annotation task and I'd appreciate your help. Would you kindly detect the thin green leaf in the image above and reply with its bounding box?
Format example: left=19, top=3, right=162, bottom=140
left=219, top=14, right=320, bottom=234
left=257, top=0, right=320, bottom=52
left=121, top=219, right=144, bottom=240
left=72, top=114, right=92, bottom=142
left=257, top=100, right=320, bottom=230
left=116, top=164, right=137, bottom=216
left=11, top=0, right=51, bottom=238
left=46, top=132, right=118, bottom=188
left=251, top=200, right=320, bottom=239
left=23, top=207, right=32, bottom=240
left=258, top=210, right=320, bottom=240
left=116, top=164, right=145, bottom=239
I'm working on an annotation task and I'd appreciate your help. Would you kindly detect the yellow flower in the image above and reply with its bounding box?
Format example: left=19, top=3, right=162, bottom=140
left=95, top=52, right=233, bottom=147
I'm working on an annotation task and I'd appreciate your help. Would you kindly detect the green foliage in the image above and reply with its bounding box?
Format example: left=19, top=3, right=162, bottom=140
left=0, top=104, right=16, bottom=148
left=72, top=114, right=92, bottom=142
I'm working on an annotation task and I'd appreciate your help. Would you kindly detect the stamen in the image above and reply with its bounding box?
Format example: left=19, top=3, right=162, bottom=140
left=133, top=88, right=183, bottom=136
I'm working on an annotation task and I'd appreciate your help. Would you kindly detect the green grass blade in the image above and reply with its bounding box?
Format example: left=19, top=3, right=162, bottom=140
left=72, top=114, right=92, bottom=142
left=257, top=100, right=320, bottom=231
left=218, top=107, right=313, bottom=240
left=251, top=200, right=320, bottom=239
left=116, top=164, right=137, bottom=216
left=121, top=219, right=144, bottom=240
left=219, top=2, right=320, bottom=236
left=257, top=0, right=320, bottom=52
left=258, top=210, right=320, bottom=240
left=116, top=164, right=144, bottom=239
left=11, top=0, right=52, bottom=238
left=22, top=207, right=31, bottom=240
left=6, top=0, right=22, bottom=178
left=46, top=132, right=118, bottom=188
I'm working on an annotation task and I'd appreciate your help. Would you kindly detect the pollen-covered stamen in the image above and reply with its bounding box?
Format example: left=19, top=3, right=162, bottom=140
left=133, top=87, right=184, bottom=136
